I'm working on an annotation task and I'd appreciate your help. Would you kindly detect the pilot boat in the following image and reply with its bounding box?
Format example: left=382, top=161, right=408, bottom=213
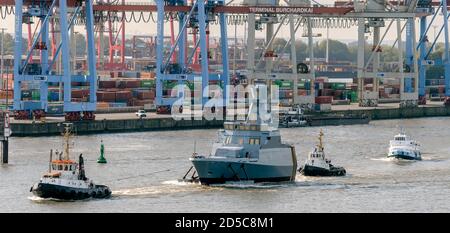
left=298, top=130, right=346, bottom=176
left=387, top=132, right=421, bottom=160
left=30, top=124, right=111, bottom=200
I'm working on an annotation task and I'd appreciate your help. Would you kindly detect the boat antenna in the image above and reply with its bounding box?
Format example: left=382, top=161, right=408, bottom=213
left=193, top=140, right=197, bottom=156
left=49, top=149, right=53, bottom=172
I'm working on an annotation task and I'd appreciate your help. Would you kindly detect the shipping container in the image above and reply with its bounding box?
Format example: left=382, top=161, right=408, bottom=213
left=115, top=91, right=133, bottom=102
left=315, top=96, right=333, bottom=104
left=21, top=90, right=32, bottom=99
left=331, top=83, right=346, bottom=90
left=314, top=103, right=332, bottom=111
left=99, top=80, right=117, bottom=89
left=109, top=102, right=128, bottom=108
left=97, top=91, right=116, bottom=102
left=47, top=105, right=64, bottom=114
left=32, top=90, right=40, bottom=100
left=141, top=79, right=156, bottom=88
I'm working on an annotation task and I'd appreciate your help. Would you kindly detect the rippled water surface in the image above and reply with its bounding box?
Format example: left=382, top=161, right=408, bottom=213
left=1, top=117, right=450, bottom=212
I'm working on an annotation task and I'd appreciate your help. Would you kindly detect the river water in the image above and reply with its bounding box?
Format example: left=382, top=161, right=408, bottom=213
left=1, top=117, right=450, bottom=212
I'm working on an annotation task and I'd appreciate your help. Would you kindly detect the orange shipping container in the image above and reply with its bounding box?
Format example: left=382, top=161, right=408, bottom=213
left=0, top=90, right=13, bottom=99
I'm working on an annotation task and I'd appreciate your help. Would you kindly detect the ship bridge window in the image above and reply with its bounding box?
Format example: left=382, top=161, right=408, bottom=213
left=249, top=138, right=260, bottom=145
left=239, top=138, right=244, bottom=145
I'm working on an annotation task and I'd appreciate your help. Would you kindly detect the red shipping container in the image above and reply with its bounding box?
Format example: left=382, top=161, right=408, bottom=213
left=137, top=91, right=154, bottom=100
left=72, top=89, right=90, bottom=98
left=132, top=99, right=153, bottom=106
left=315, top=96, right=333, bottom=104
left=322, top=89, right=334, bottom=96
left=99, top=81, right=117, bottom=89
left=97, top=91, right=116, bottom=102
left=115, top=91, right=132, bottom=102
left=148, top=89, right=156, bottom=99
left=298, top=90, right=308, bottom=96
left=125, top=80, right=141, bottom=88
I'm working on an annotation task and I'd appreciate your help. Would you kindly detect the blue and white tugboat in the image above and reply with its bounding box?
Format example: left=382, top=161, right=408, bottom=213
left=387, top=131, right=421, bottom=160
left=298, top=130, right=346, bottom=176
left=30, top=124, right=111, bottom=200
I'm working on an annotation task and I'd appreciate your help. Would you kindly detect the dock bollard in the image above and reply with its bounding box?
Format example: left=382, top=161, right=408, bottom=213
left=97, top=140, right=107, bottom=164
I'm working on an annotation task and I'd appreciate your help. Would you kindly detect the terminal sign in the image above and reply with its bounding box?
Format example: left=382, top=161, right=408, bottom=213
left=248, top=7, right=314, bottom=14
left=34, top=76, right=48, bottom=81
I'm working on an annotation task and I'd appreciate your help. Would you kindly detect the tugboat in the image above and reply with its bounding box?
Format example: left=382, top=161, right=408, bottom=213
left=30, top=123, right=111, bottom=200
left=387, top=131, right=421, bottom=160
left=298, top=130, right=346, bottom=176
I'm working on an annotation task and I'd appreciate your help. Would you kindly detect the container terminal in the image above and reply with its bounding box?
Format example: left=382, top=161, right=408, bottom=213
left=0, top=0, right=450, bottom=136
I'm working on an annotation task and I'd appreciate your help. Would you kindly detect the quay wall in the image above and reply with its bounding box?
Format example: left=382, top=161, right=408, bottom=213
left=9, top=106, right=450, bottom=136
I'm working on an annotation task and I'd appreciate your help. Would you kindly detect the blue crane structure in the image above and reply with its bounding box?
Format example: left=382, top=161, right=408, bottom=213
left=13, top=0, right=97, bottom=121
left=155, top=0, right=229, bottom=115
left=416, top=0, right=450, bottom=105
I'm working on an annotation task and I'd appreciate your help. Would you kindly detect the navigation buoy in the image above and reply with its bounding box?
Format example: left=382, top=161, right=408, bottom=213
left=97, top=140, right=107, bottom=164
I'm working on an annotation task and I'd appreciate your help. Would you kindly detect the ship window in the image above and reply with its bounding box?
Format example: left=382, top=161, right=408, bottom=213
left=239, top=138, right=244, bottom=145
left=249, top=138, right=260, bottom=145
left=64, top=165, right=68, bottom=171
left=250, top=125, right=257, bottom=131
left=58, top=165, right=63, bottom=170
left=244, top=125, right=250, bottom=130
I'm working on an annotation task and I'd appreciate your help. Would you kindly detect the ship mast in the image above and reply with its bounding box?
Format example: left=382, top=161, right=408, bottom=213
left=62, top=123, right=72, bottom=160
left=318, top=129, right=324, bottom=152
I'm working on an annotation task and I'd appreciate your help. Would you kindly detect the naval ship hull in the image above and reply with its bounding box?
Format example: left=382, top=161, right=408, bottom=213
left=191, top=159, right=296, bottom=185
left=31, top=182, right=111, bottom=200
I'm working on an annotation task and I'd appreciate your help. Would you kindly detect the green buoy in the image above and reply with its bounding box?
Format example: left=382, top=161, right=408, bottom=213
left=97, top=140, right=107, bottom=164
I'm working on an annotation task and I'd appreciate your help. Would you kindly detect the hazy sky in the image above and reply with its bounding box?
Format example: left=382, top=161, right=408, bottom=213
left=0, top=0, right=446, bottom=44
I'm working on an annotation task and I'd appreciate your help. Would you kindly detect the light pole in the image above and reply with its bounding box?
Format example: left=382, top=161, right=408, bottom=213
left=0, top=28, right=6, bottom=91
left=73, top=31, right=79, bottom=72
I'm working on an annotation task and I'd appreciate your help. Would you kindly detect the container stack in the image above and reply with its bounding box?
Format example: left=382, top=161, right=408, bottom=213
left=315, top=96, right=332, bottom=112
left=96, top=71, right=157, bottom=109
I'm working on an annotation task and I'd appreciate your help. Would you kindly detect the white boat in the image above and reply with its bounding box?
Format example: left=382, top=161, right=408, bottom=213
left=298, top=130, right=346, bottom=176
left=279, top=105, right=308, bottom=128
left=388, top=132, right=421, bottom=160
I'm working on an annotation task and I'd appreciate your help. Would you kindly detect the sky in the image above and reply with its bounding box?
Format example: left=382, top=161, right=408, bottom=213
left=0, top=0, right=446, bottom=45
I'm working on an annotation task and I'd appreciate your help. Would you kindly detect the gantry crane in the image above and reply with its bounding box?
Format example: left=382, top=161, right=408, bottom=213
left=1, top=0, right=447, bottom=116
left=12, top=0, right=97, bottom=121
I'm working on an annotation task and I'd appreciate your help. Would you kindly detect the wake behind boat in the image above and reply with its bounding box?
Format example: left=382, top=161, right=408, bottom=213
left=387, top=132, right=421, bottom=160
left=30, top=124, right=111, bottom=200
